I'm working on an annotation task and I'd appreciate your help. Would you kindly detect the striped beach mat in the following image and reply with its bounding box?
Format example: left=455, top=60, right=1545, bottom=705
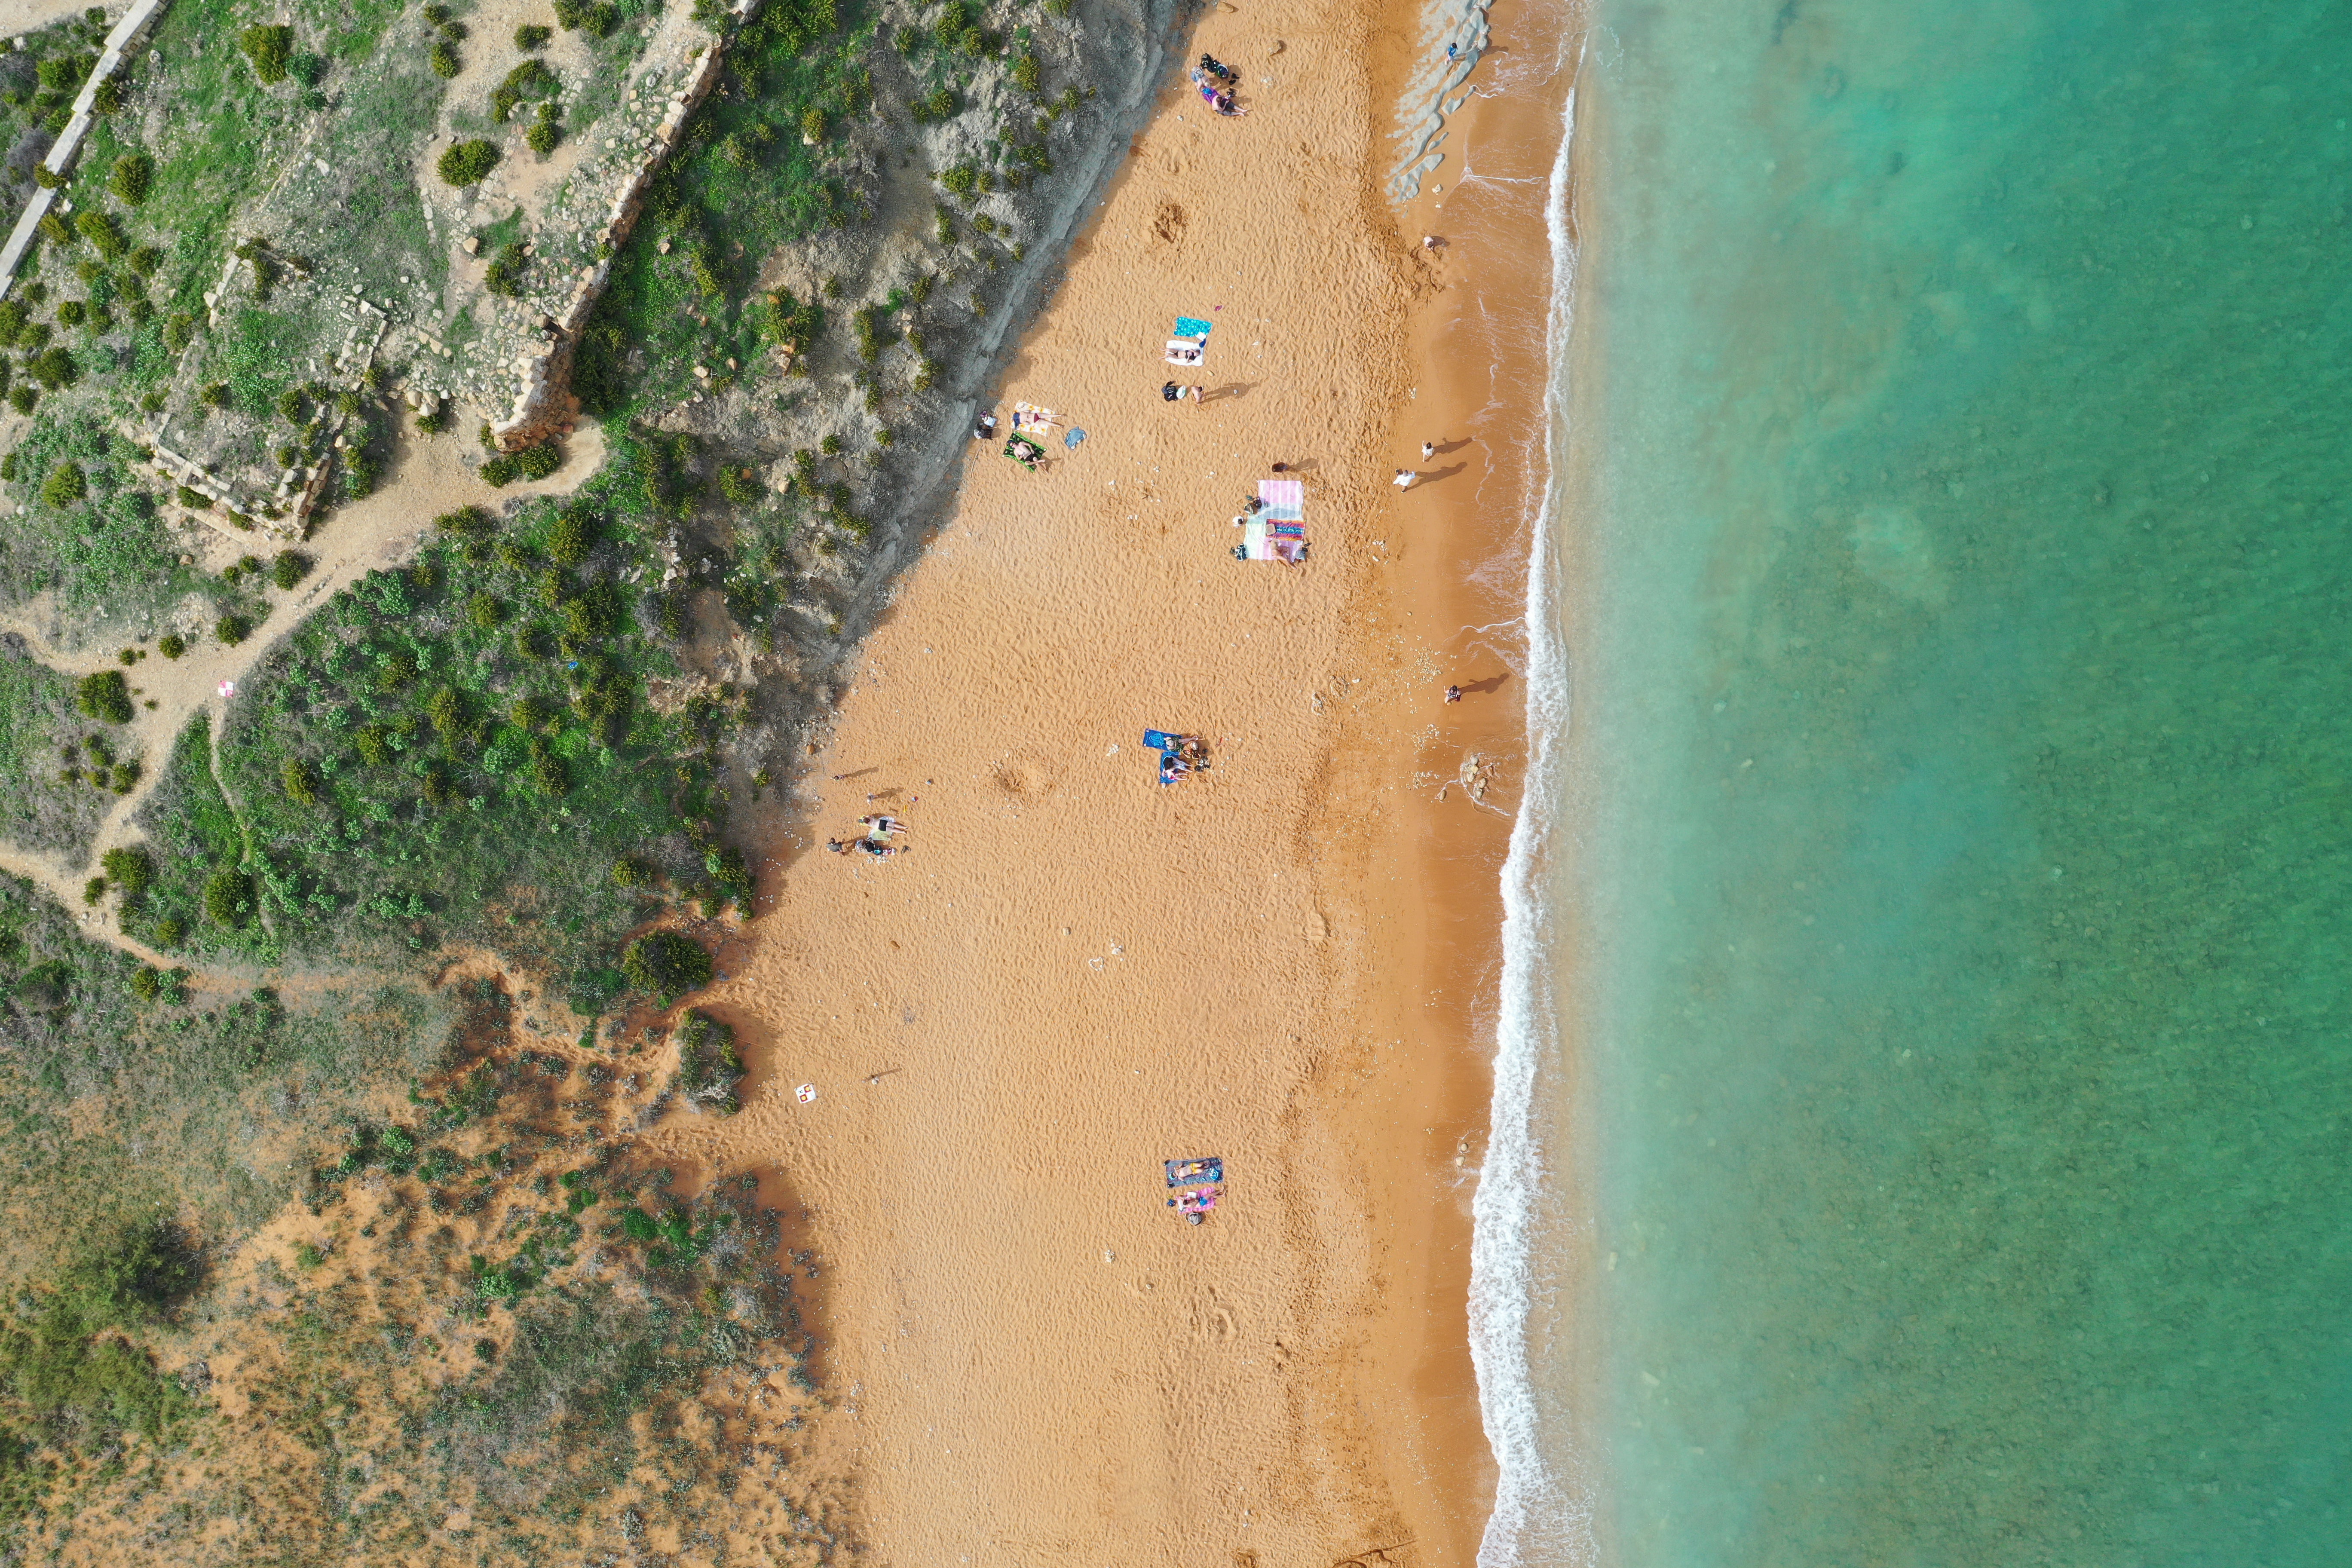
left=1256, top=478, right=1305, bottom=521
left=1239, top=520, right=1307, bottom=562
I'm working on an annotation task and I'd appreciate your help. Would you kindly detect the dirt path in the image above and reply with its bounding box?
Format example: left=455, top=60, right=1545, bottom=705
left=0, top=422, right=603, bottom=968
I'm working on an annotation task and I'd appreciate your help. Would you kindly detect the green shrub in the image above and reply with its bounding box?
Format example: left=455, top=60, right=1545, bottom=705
left=916, top=84, right=957, bottom=123
left=101, top=847, right=153, bottom=900
left=129, top=967, right=161, bottom=1001
left=40, top=461, right=86, bottom=506
left=553, top=0, right=622, bottom=34
left=612, top=857, right=644, bottom=888
left=378, top=649, right=417, bottom=691
left=240, top=23, right=294, bottom=83
left=272, top=551, right=309, bottom=589
left=673, top=1008, right=744, bottom=1112
left=282, top=757, right=320, bottom=805
left=1013, top=52, right=1042, bottom=94
left=110, top=763, right=138, bottom=794
left=75, top=670, right=132, bottom=724
left=622, top=931, right=713, bottom=1001
left=28, top=347, right=78, bottom=390
left=491, top=57, right=558, bottom=121
left=716, top=466, right=760, bottom=505
left=129, top=245, right=162, bottom=276
left=83, top=876, right=106, bottom=905
left=426, top=686, right=465, bottom=742
left=203, top=869, right=255, bottom=926
left=531, top=750, right=570, bottom=796
left=437, top=139, right=499, bottom=187
left=73, top=209, right=124, bottom=260
left=164, top=313, right=196, bottom=352
left=341, top=447, right=378, bottom=501
left=215, top=614, right=249, bottom=646
left=109, top=153, right=153, bottom=206
left=430, top=39, right=460, bottom=78
left=546, top=507, right=595, bottom=564
left=484, top=242, right=527, bottom=297
left=515, top=23, right=552, bottom=48
left=514, top=443, right=561, bottom=481
left=157, top=634, right=185, bottom=659
left=353, top=725, right=390, bottom=767
left=466, top=592, right=507, bottom=631
left=932, top=0, right=969, bottom=49
left=153, top=917, right=184, bottom=946
left=527, top=117, right=560, bottom=156
left=480, top=454, right=518, bottom=487
left=435, top=504, right=493, bottom=537
left=37, top=211, right=74, bottom=249
left=201, top=381, right=232, bottom=409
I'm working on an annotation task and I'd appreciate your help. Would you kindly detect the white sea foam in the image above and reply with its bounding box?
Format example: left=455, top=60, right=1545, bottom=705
left=1469, top=55, right=1597, bottom=1568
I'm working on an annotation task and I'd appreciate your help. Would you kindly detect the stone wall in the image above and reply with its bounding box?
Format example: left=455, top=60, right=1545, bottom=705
left=0, top=0, right=170, bottom=297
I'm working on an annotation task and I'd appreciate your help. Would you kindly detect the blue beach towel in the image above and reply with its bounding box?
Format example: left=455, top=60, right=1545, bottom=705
left=1173, top=316, right=1213, bottom=341
left=1065, top=427, right=1087, bottom=450
left=1143, top=730, right=1181, bottom=752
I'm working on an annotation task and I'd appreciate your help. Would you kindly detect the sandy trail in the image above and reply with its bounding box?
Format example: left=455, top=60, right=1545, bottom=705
left=0, top=421, right=601, bottom=966
left=3, top=0, right=104, bottom=40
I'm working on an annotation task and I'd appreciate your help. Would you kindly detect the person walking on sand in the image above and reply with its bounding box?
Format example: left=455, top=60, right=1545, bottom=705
left=1422, top=440, right=1436, bottom=459
left=1393, top=469, right=1417, bottom=490
left=1445, top=685, right=1462, bottom=704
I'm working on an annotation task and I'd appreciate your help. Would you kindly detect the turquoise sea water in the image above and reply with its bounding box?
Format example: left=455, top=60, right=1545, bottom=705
left=1515, top=0, right=2352, bottom=1562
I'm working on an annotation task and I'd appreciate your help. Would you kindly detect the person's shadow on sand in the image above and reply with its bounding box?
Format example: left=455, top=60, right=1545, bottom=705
left=1456, top=672, right=1511, bottom=698
left=1415, top=462, right=1470, bottom=487
left=1201, top=382, right=1256, bottom=406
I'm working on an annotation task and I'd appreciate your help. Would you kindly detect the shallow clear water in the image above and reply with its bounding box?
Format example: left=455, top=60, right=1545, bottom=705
left=1538, top=0, right=2352, bottom=1562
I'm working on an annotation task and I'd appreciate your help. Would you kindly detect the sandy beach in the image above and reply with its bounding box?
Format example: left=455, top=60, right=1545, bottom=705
left=642, top=0, right=1575, bottom=1561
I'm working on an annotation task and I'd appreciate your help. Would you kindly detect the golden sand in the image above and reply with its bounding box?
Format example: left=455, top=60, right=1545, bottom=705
left=644, top=0, right=1576, bottom=1560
